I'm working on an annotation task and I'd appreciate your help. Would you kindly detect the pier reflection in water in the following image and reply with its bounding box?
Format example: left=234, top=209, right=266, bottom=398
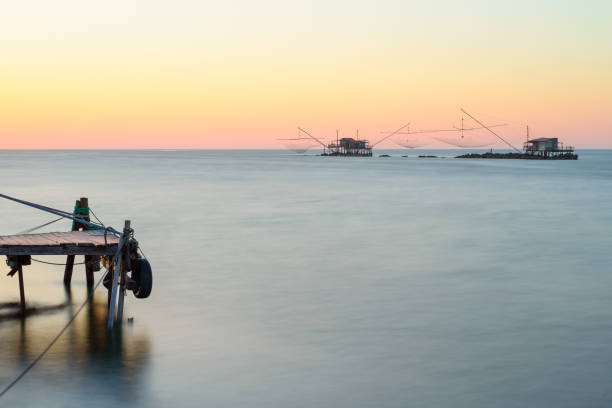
left=0, top=286, right=151, bottom=407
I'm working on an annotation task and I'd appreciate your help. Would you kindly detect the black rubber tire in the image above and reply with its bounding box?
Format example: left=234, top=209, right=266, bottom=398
left=132, top=257, right=153, bottom=299
left=103, top=271, right=112, bottom=290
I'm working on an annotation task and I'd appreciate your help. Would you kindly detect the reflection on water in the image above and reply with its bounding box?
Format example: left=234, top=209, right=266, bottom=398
left=1, top=150, right=612, bottom=407
left=0, top=301, right=66, bottom=321
left=0, top=286, right=151, bottom=405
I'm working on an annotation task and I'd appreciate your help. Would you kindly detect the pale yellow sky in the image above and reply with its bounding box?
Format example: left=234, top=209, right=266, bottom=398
left=0, top=0, right=610, bottom=148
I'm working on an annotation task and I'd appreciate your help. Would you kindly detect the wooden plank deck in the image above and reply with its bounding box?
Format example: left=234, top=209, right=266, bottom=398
left=0, top=230, right=120, bottom=255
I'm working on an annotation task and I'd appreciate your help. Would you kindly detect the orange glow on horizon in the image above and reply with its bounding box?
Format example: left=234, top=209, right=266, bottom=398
left=0, top=1, right=610, bottom=149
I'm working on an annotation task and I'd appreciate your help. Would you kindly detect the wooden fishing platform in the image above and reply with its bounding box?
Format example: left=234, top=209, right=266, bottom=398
left=0, top=196, right=152, bottom=329
left=0, top=230, right=119, bottom=255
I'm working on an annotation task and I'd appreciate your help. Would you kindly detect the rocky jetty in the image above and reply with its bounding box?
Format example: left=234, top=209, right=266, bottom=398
left=456, top=152, right=578, bottom=160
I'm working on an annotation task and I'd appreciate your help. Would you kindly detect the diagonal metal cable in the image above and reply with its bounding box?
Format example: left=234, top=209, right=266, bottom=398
left=0, top=193, right=118, bottom=235
left=18, top=217, right=65, bottom=234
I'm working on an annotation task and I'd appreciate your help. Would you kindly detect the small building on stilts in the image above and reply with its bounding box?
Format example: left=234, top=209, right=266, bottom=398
left=523, top=137, right=576, bottom=159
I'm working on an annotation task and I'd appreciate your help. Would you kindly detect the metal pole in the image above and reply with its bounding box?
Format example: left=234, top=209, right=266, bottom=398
left=107, top=253, right=121, bottom=329
left=108, top=220, right=131, bottom=329
left=297, top=127, right=326, bottom=148
left=116, top=248, right=128, bottom=323
left=371, top=123, right=410, bottom=147
left=460, top=108, right=521, bottom=152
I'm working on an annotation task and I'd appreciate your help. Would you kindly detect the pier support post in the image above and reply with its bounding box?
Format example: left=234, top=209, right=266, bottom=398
left=107, top=263, right=114, bottom=308
left=63, top=197, right=93, bottom=287
left=85, top=256, right=95, bottom=288
left=63, top=199, right=81, bottom=286
left=17, top=264, right=26, bottom=316
left=80, top=198, right=95, bottom=288
left=63, top=255, right=75, bottom=286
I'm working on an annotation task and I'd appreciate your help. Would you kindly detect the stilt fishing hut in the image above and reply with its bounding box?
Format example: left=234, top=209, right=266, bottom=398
left=296, top=123, right=410, bottom=156
left=523, top=137, right=576, bottom=158
left=324, top=134, right=373, bottom=156
left=454, top=109, right=578, bottom=160
left=0, top=194, right=152, bottom=329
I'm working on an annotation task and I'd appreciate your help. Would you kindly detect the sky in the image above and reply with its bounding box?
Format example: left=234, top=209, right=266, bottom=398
left=0, top=0, right=610, bottom=149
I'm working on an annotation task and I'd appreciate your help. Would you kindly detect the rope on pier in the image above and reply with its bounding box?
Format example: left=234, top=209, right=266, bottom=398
left=31, top=258, right=96, bottom=267
left=16, top=205, right=104, bottom=236
left=18, top=217, right=65, bottom=234
left=89, top=207, right=105, bottom=227
left=0, top=194, right=140, bottom=397
left=0, top=193, right=119, bottom=236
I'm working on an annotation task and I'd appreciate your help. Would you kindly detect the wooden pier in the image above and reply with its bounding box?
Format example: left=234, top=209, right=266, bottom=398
left=0, top=230, right=120, bottom=256
left=0, top=196, right=151, bottom=329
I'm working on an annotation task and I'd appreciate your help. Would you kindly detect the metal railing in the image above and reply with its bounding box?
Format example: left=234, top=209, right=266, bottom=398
left=523, top=143, right=574, bottom=153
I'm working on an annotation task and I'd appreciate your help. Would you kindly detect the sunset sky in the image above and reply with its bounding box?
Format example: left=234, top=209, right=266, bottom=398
left=1, top=0, right=610, bottom=149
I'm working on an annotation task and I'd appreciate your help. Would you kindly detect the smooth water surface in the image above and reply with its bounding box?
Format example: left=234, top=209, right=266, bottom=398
left=0, top=149, right=611, bottom=407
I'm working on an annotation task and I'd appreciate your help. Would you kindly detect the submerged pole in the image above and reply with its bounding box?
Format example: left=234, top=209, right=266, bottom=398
left=63, top=199, right=80, bottom=286
left=17, top=264, right=25, bottom=316
left=107, top=251, right=122, bottom=329
left=116, top=284, right=126, bottom=323
left=116, top=244, right=128, bottom=323
left=108, top=220, right=131, bottom=329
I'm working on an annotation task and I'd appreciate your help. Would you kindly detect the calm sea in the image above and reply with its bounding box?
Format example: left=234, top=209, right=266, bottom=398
left=0, top=149, right=611, bottom=407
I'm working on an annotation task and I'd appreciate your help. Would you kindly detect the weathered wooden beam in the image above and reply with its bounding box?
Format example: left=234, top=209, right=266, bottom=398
left=85, top=255, right=95, bottom=288
left=17, top=264, right=25, bottom=315
left=63, top=254, right=75, bottom=285
left=0, top=245, right=117, bottom=256
left=106, top=262, right=113, bottom=308
left=79, top=197, right=96, bottom=288
left=79, top=197, right=89, bottom=229
left=63, top=199, right=81, bottom=286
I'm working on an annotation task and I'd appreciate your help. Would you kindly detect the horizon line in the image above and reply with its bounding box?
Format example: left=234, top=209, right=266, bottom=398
left=0, top=147, right=610, bottom=151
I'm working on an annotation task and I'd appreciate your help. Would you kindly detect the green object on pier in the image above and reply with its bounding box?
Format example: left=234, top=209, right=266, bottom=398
left=71, top=201, right=101, bottom=230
